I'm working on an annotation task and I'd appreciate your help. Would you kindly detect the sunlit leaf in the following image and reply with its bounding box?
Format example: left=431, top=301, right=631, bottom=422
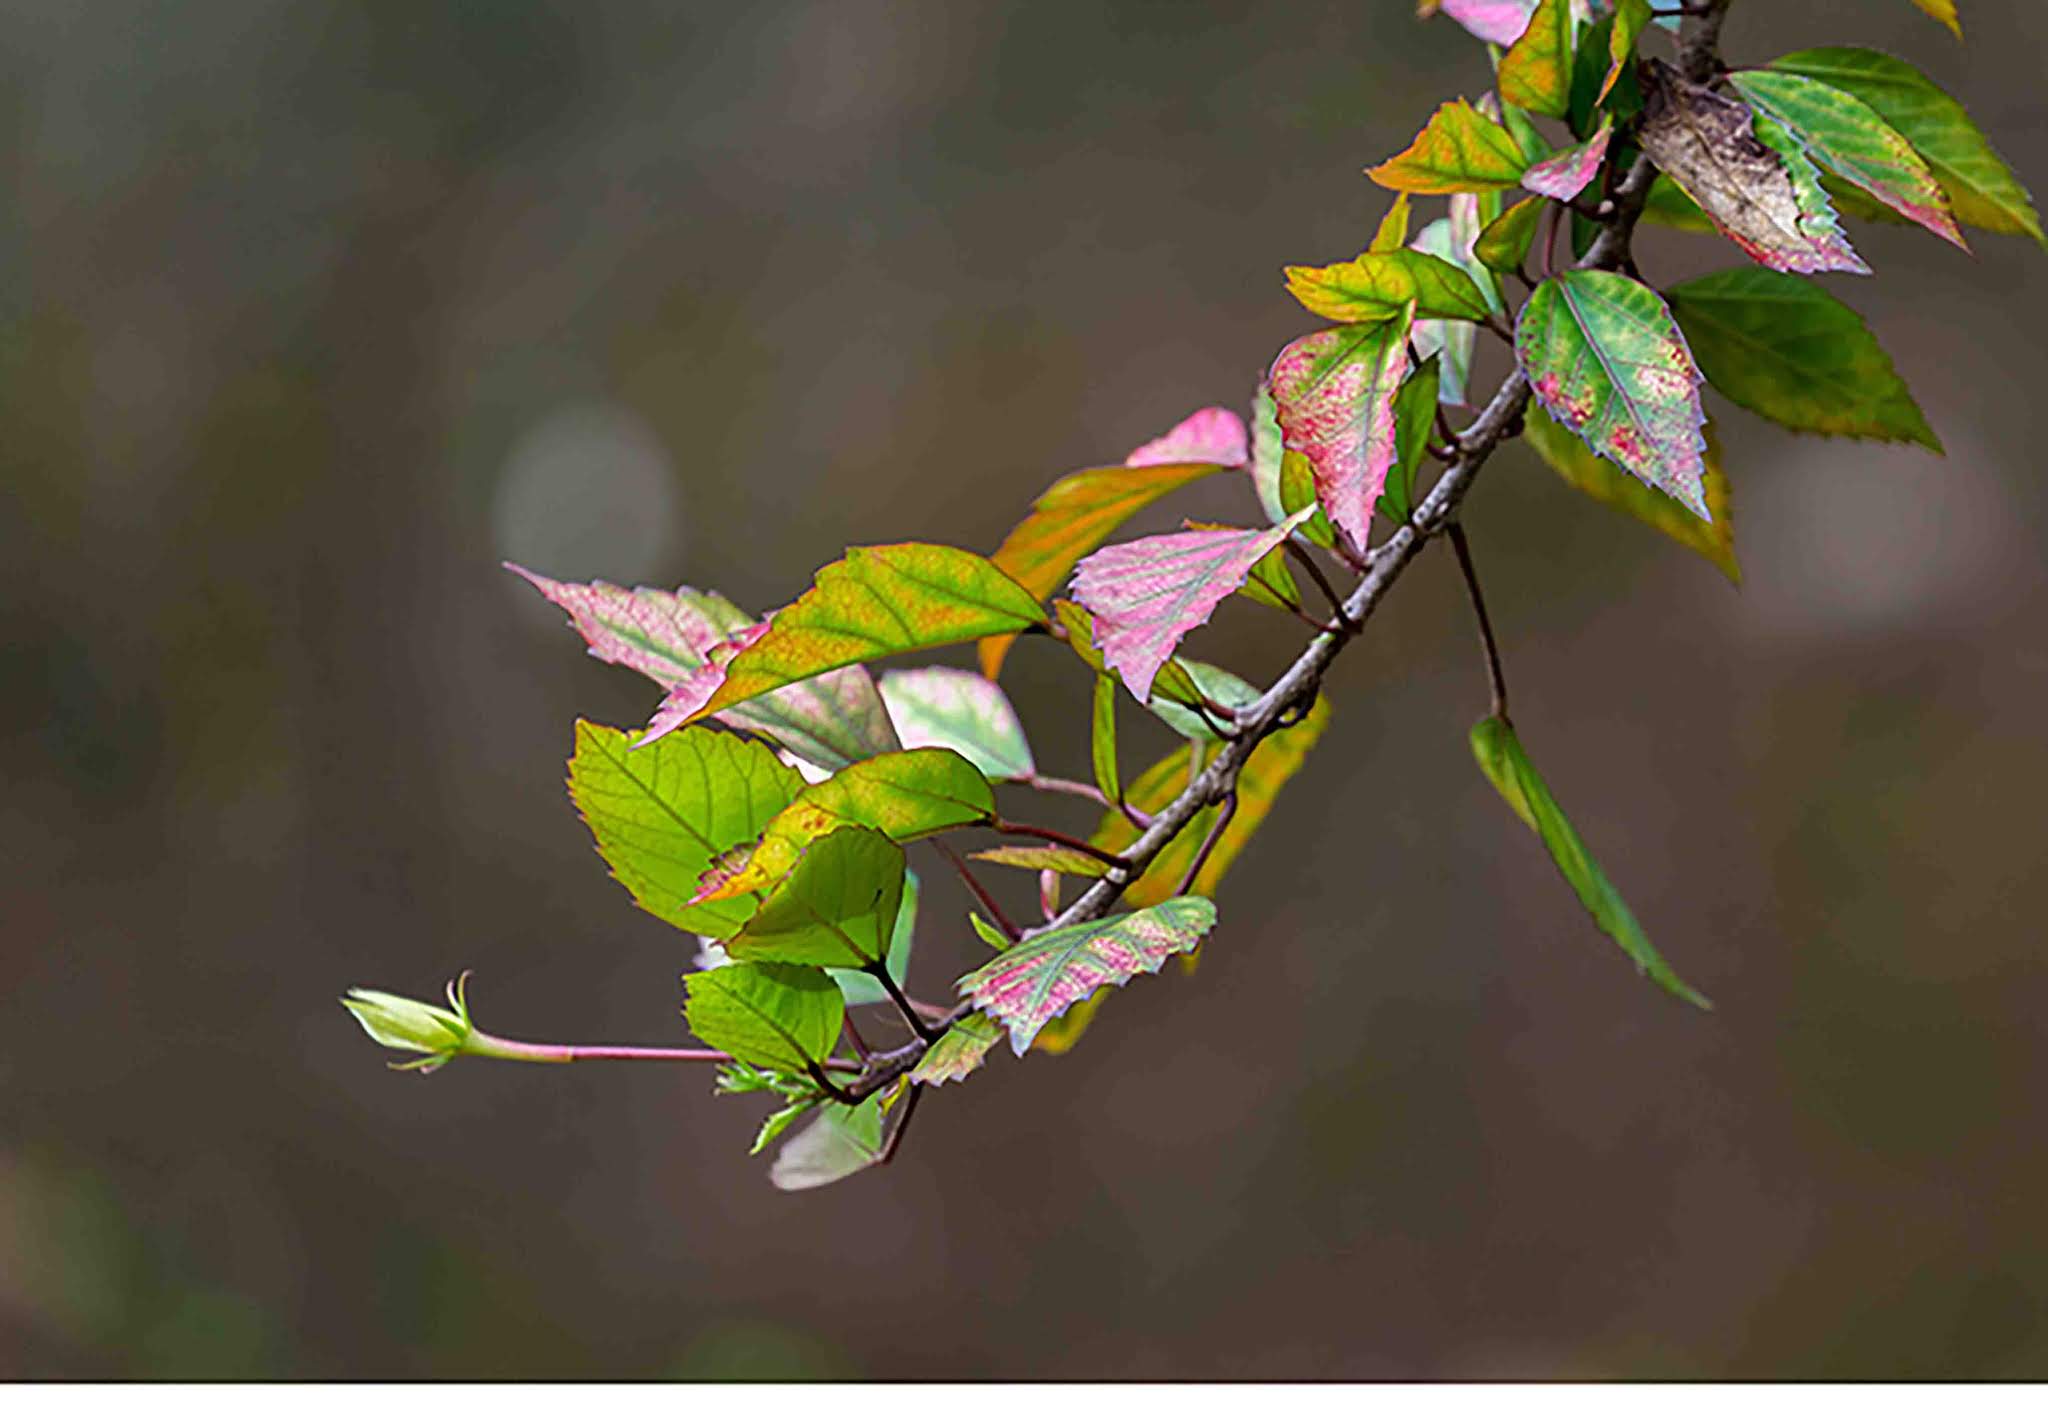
left=1469, top=716, right=1711, bottom=1009
left=956, top=896, right=1218, bottom=1055
left=683, top=961, right=844, bottom=1073
left=969, top=845, right=1113, bottom=879
left=678, top=545, right=1046, bottom=729
left=724, top=825, right=907, bottom=969
left=1498, top=99, right=1552, bottom=166
left=1284, top=250, right=1494, bottom=325
left=908, top=1012, right=1003, bottom=1087
left=751, top=1099, right=816, bottom=1156
left=1428, top=0, right=1537, bottom=46
left=1367, top=99, right=1530, bottom=195
left=1637, top=59, right=1868, bottom=276
left=1238, top=537, right=1303, bottom=614
left=1498, top=0, right=1572, bottom=119
left=1269, top=311, right=1413, bottom=557
left=1369, top=192, right=1412, bottom=252
left=1908, top=0, right=1962, bottom=40
left=1728, top=71, right=1964, bottom=249
left=878, top=667, right=1034, bottom=781
left=1090, top=671, right=1120, bottom=807
left=770, top=1096, right=887, bottom=1191
left=1524, top=405, right=1739, bottom=583
left=1278, top=450, right=1339, bottom=551
left=1475, top=195, right=1545, bottom=272
left=1144, top=658, right=1262, bottom=745
left=1522, top=118, right=1612, bottom=202
left=1600, top=0, right=1652, bottom=103
left=511, top=566, right=898, bottom=771
left=568, top=721, right=803, bottom=938
left=1069, top=514, right=1308, bottom=703
left=1665, top=267, right=1940, bottom=450
left=695, top=747, right=994, bottom=905
left=969, top=911, right=1012, bottom=953
left=1248, top=380, right=1290, bottom=525
left=1124, top=406, right=1251, bottom=468
left=827, top=869, right=919, bottom=1008
left=1771, top=47, right=2039, bottom=245
left=1381, top=355, right=1442, bottom=526
left=1515, top=270, right=1709, bottom=520
left=1409, top=220, right=1477, bottom=407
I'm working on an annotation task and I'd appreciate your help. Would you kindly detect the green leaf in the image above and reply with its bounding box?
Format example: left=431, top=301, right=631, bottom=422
left=969, top=912, right=1012, bottom=952
left=1515, top=270, right=1710, bottom=520
left=1468, top=717, right=1711, bottom=1009
left=1278, top=450, right=1338, bottom=551
left=724, top=826, right=907, bottom=969
left=1771, top=47, right=2040, bottom=245
left=1525, top=405, right=1739, bottom=583
left=1498, top=0, right=1572, bottom=119
left=979, top=408, right=1245, bottom=678
left=1728, top=71, right=1965, bottom=249
left=1409, top=216, right=1479, bottom=407
left=1498, top=99, right=1552, bottom=166
left=877, top=667, right=1034, bottom=781
left=1664, top=267, right=1940, bottom=451
left=568, top=720, right=804, bottom=938
left=827, top=869, right=920, bottom=1007
left=1475, top=195, right=1545, bottom=273
left=697, top=747, right=993, bottom=906
left=1248, top=380, right=1290, bottom=526
left=908, top=1012, right=1003, bottom=1087
left=1639, top=173, right=1716, bottom=233
left=1283, top=250, right=1494, bottom=325
left=1367, top=99, right=1529, bottom=194
left=1381, top=356, right=1442, bottom=526
left=1237, top=538, right=1303, bottom=614
left=1637, top=59, right=1866, bottom=276
left=1090, top=670, right=1120, bottom=806
left=682, top=545, right=1047, bottom=728
left=751, top=1099, right=817, bottom=1156
left=1055, top=598, right=1224, bottom=743
left=683, top=961, right=845, bottom=1073
left=956, top=897, right=1219, bottom=1055
left=1144, top=658, right=1261, bottom=745
left=1600, top=0, right=1652, bottom=103
left=969, top=845, right=1113, bottom=879
left=1269, top=311, right=1413, bottom=558
left=1369, top=192, right=1412, bottom=252
left=769, top=1097, right=887, bottom=1191
left=1092, top=695, right=1330, bottom=909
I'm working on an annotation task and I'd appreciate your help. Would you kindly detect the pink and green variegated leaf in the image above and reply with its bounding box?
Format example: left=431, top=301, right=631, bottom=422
left=956, top=896, right=1218, bottom=1056
left=1637, top=60, right=1867, bottom=276
left=1367, top=100, right=1529, bottom=195
left=509, top=564, right=750, bottom=684
left=682, top=544, right=1046, bottom=730
left=1498, top=0, right=1573, bottom=120
left=1728, top=71, right=1966, bottom=249
left=1427, top=0, right=1537, bottom=46
left=908, top=1012, right=1003, bottom=1087
left=1068, top=512, right=1309, bottom=703
left=1123, top=406, right=1249, bottom=468
left=1516, top=270, right=1709, bottom=520
left=1283, top=249, right=1494, bottom=325
left=877, top=667, right=1034, bottom=782
left=1523, top=119, right=1613, bottom=202
left=1269, top=310, right=1413, bottom=557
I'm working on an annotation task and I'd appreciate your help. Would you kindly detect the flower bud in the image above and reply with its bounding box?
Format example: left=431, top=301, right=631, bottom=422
left=342, top=974, right=475, bottom=1073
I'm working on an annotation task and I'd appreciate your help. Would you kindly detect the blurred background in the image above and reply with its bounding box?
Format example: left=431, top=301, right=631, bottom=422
left=3, top=0, right=2045, bottom=1380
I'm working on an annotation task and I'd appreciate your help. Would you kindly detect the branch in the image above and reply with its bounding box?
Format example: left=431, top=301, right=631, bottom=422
left=1446, top=522, right=1510, bottom=723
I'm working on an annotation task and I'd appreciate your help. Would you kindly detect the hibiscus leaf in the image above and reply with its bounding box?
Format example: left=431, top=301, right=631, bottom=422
left=878, top=667, right=1034, bottom=781
left=723, top=825, right=907, bottom=970
left=568, top=721, right=804, bottom=939
left=1367, top=99, right=1530, bottom=195
left=1382, top=355, right=1443, bottom=526
left=1498, top=0, right=1573, bottom=120
left=827, top=869, right=920, bottom=1008
left=1269, top=309, right=1413, bottom=558
left=956, top=897, right=1219, bottom=1056
left=683, top=961, right=843, bottom=1074
left=1515, top=270, right=1709, bottom=520
left=1524, top=405, right=1739, bottom=583
left=1284, top=250, right=1494, bottom=325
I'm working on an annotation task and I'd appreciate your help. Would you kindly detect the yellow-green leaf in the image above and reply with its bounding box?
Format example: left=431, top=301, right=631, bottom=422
left=1600, top=0, right=1652, bottom=103
left=1369, top=192, right=1412, bottom=252
left=969, top=845, right=1113, bottom=879
left=1909, top=0, right=1962, bottom=40
left=1474, top=195, right=1545, bottom=272
left=1524, top=405, right=1739, bottom=583
left=1285, top=250, right=1493, bottom=325
left=723, top=825, right=907, bottom=969
left=683, top=962, right=844, bottom=1073
left=1367, top=99, right=1530, bottom=195
left=1498, top=0, right=1572, bottom=119
left=908, top=1012, right=1003, bottom=1087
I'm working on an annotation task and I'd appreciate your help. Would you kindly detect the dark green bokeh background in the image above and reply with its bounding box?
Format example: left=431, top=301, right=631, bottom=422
left=3, top=0, right=2045, bottom=1379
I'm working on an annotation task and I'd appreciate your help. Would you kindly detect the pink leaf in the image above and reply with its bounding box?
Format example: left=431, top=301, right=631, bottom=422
left=1433, top=0, right=1538, bottom=46
left=508, top=564, right=746, bottom=684
left=1070, top=512, right=1308, bottom=703
left=1124, top=406, right=1250, bottom=468
left=1267, top=311, right=1413, bottom=560
left=1522, top=119, right=1613, bottom=202
left=638, top=622, right=771, bottom=747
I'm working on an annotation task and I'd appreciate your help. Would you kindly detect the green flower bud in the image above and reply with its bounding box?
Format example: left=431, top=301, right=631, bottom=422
left=342, top=973, right=475, bottom=1073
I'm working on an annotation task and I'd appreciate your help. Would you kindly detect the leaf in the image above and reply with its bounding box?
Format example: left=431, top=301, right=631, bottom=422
left=1238, top=538, right=1303, bottom=613
left=1522, top=118, right=1612, bottom=202
left=877, top=667, right=1034, bottom=781
left=1409, top=218, right=1477, bottom=406
left=568, top=721, right=804, bottom=938
left=1248, top=380, right=1290, bottom=525
left=978, top=410, right=1244, bottom=679
left=723, top=826, right=907, bottom=969
left=1771, top=47, right=2039, bottom=245
left=1468, top=717, right=1711, bottom=1009
left=1367, top=99, right=1530, bottom=195
left=1600, top=0, right=1652, bottom=103
left=1092, top=695, right=1331, bottom=908
left=1090, top=671, right=1120, bottom=807
left=1517, top=270, right=1708, bottom=519
left=511, top=566, right=899, bottom=771
left=1369, top=193, right=1412, bottom=252
left=769, top=1097, right=887, bottom=1191
left=1269, top=311, right=1413, bottom=557
left=683, top=961, right=844, bottom=1073
left=1475, top=195, right=1545, bottom=272
left=969, top=845, right=1113, bottom=879
left=681, top=544, right=1047, bottom=729
left=956, top=897, right=1219, bottom=1055
left=696, top=747, right=995, bottom=905
left=1728, top=71, right=1965, bottom=249
left=1524, top=405, right=1739, bottom=583
left=1664, top=267, right=1940, bottom=450
left=1069, top=515, right=1308, bottom=703
left=1908, top=0, right=1962, bottom=40
left=827, top=869, right=920, bottom=1008
left=1639, top=173, right=1717, bottom=232
left=1430, top=0, right=1537, bottom=46
left=1055, top=597, right=1221, bottom=742
left=968, top=912, right=1012, bottom=953
left=1278, top=450, right=1338, bottom=551
left=1143, top=658, right=1262, bottom=745
left=1283, top=250, right=1494, bottom=325
left=1498, top=99, right=1553, bottom=166
left=1636, top=59, right=1868, bottom=276
left=908, top=1012, right=1003, bottom=1087
left=751, top=1099, right=816, bottom=1156
left=1498, top=0, right=1572, bottom=119
left=1381, top=355, right=1442, bottom=526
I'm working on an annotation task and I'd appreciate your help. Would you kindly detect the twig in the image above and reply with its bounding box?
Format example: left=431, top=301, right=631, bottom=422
left=933, top=840, right=1019, bottom=942
left=868, top=959, right=939, bottom=1045
left=992, top=818, right=1132, bottom=871
left=877, top=1084, right=924, bottom=1166
left=1283, top=537, right=1355, bottom=631
left=1446, top=521, right=1510, bottom=723
left=464, top=1032, right=859, bottom=1073
left=1176, top=791, right=1239, bottom=897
